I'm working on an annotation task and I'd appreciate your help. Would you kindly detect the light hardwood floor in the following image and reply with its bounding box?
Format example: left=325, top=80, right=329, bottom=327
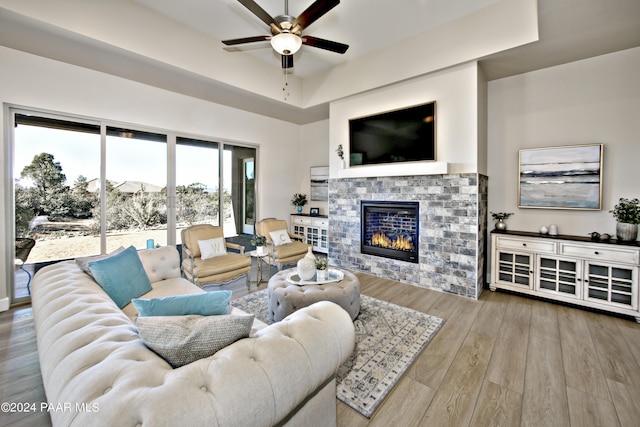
left=2, top=272, right=640, bottom=426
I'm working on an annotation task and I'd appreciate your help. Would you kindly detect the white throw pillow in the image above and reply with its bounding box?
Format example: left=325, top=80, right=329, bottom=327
left=198, top=237, right=227, bottom=260
left=269, top=229, right=292, bottom=246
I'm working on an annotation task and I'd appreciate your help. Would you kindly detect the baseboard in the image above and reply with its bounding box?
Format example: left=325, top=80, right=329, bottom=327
left=0, top=297, right=10, bottom=312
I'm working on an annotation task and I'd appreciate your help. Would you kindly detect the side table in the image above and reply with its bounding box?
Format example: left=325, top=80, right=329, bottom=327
left=247, top=250, right=269, bottom=285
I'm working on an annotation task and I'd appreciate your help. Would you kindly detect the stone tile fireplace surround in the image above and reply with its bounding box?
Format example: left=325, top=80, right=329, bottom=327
left=328, top=174, right=488, bottom=299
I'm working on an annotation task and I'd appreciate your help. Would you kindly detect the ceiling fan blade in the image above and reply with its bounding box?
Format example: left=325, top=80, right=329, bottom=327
left=281, top=55, right=294, bottom=69
left=238, top=0, right=281, bottom=31
left=222, top=35, right=270, bottom=46
left=302, top=35, right=348, bottom=54
left=292, top=0, right=340, bottom=31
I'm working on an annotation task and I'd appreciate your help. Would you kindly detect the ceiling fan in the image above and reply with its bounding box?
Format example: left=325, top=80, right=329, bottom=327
left=222, top=0, right=349, bottom=70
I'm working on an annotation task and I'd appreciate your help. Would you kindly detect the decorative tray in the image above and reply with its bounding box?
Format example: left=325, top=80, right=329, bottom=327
left=285, top=268, right=344, bottom=286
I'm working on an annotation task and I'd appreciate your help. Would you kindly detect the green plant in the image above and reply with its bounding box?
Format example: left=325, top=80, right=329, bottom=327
left=250, top=234, right=266, bottom=247
left=336, top=144, right=344, bottom=160
left=490, top=212, right=513, bottom=221
left=315, top=257, right=328, bottom=270
left=610, top=198, right=640, bottom=224
left=291, top=193, right=308, bottom=207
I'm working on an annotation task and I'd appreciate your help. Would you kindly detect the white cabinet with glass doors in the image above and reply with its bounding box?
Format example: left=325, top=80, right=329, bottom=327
left=491, top=231, right=640, bottom=322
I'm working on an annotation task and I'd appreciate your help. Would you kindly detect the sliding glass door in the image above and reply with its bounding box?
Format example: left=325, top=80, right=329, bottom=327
left=175, top=137, right=220, bottom=243
left=105, top=127, right=167, bottom=251
left=10, top=109, right=258, bottom=305
left=13, top=114, right=100, bottom=302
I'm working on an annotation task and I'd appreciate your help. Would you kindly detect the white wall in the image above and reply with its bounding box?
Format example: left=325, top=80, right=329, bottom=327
left=299, top=120, right=330, bottom=216
left=487, top=47, right=640, bottom=237
left=329, top=62, right=481, bottom=178
left=0, top=46, right=301, bottom=308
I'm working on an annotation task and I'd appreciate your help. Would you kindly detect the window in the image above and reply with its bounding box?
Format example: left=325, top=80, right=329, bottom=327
left=10, top=110, right=257, bottom=304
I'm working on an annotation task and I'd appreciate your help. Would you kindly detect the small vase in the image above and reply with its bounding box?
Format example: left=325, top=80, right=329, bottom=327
left=256, top=246, right=264, bottom=255
left=297, top=205, right=303, bottom=214
left=316, top=269, right=327, bottom=281
left=297, top=248, right=316, bottom=280
left=616, top=222, right=638, bottom=242
left=495, top=220, right=507, bottom=231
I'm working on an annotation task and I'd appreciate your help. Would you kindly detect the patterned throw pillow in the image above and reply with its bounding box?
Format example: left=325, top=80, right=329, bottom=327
left=269, top=229, right=292, bottom=246
left=198, top=237, right=227, bottom=260
left=136, top=314, right=255, bottom=368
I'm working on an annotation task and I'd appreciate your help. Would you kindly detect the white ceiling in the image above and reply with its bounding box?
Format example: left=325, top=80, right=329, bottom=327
left=134, top=0, right=503, bottom=78
left=0, top=0, right=639, bottom=123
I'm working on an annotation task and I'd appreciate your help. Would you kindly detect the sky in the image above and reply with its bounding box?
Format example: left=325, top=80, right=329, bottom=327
left=14, top=125, right=233, bottom=191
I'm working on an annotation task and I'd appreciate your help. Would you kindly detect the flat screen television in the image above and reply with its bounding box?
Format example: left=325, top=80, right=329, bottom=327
left=348, top=101, right=436, bottom=166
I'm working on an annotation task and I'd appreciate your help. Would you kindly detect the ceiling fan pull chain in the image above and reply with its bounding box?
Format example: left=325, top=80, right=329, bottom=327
left=282, top=68, right=290, bottom=101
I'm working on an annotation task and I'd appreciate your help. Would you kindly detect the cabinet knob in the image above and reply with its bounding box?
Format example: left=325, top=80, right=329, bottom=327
left=522, top=243, right=527, bottom=247
left=594, top=251, right=599, bottom=255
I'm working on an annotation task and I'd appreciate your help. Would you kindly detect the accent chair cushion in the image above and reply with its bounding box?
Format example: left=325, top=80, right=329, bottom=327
left=132, top=291, right=232, bottom=317
left=269, top=229, right=292, bottom=246
left=198, top=237, right=227, bottom=260
left=136, top=314, right=255, bottom=368
left=87, top=246, right=152, bottom=308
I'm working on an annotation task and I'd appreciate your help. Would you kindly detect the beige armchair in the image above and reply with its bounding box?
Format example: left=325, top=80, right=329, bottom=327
left=256, top=218, right=311, bottom=271
left=180, top=224, right=251, bottom=288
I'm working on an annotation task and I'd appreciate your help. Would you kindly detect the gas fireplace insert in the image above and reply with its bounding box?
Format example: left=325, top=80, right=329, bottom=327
left=361, top=200, right=419, bottom=263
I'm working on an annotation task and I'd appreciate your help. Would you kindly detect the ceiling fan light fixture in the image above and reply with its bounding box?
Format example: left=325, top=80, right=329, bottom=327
left=270, top=32, right=302, bottom=55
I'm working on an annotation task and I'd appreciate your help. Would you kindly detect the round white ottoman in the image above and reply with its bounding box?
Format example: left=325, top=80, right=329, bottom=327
left=267, top=268, right=360, bottom=321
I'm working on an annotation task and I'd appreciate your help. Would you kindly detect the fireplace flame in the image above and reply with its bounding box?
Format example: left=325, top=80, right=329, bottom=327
left=371, top=232, right=414, bottom=251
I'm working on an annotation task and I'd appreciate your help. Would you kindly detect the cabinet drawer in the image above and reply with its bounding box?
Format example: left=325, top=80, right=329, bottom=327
left=312, top=218, right=328, bottom=227
left=559, top=243, right=639, bottom=264
left=495, top=236, right=555, bottom=254
left=292, top=216, right=312, bottom=226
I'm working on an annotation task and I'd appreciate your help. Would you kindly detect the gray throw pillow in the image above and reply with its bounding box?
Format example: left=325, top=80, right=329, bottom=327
left=75, top=246, right=125, bottom=277
left=136, top=314, right=254, bottom=368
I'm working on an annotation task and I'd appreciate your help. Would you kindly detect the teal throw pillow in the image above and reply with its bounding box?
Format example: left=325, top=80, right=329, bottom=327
left=88, top=245, right=152, bottom=308
left=132, top=291, right=232, bottom=317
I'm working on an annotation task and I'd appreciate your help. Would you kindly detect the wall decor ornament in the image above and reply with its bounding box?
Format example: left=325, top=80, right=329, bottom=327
left=518, top=144, right=603, bottom=210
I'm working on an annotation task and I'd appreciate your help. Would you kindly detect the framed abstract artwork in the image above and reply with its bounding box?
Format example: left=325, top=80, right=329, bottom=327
left=518, top=144, right=603, bottom=210
left=310, top=166, right=329, bottom=201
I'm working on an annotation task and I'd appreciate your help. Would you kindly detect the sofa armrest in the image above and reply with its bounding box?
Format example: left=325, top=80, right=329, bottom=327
left=189, top=301, right=356, bottom=426
left=289, top=233, right=305, bottom=241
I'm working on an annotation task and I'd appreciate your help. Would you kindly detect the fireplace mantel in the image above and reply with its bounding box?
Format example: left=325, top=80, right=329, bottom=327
left=337, top=161, right=449, bottom=179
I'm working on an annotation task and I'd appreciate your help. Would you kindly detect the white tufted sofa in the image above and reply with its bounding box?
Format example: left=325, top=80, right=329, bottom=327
left=31, top=246, right=355, bottom=427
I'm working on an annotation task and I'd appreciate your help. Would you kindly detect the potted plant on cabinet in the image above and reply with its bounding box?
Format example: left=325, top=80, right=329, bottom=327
left=315, top=257, right=328, bottom=281
left=490, top=212, right=513, bottom=231
left=291, top=193, right=308, bottom=214
left=610, top=198, right=640, bottom=241
left=250, top=234, right=267, bottom=254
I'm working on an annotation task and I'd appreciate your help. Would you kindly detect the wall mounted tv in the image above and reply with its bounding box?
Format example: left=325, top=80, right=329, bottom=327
left=348, top=101, right=436, bottom=166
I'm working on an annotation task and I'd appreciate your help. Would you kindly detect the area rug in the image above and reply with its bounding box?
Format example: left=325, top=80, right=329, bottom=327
left=231, top=290, right=445, bottom=418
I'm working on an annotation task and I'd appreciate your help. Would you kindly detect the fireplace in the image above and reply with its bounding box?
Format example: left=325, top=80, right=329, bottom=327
left=361, top=201, right=419, bottom=263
